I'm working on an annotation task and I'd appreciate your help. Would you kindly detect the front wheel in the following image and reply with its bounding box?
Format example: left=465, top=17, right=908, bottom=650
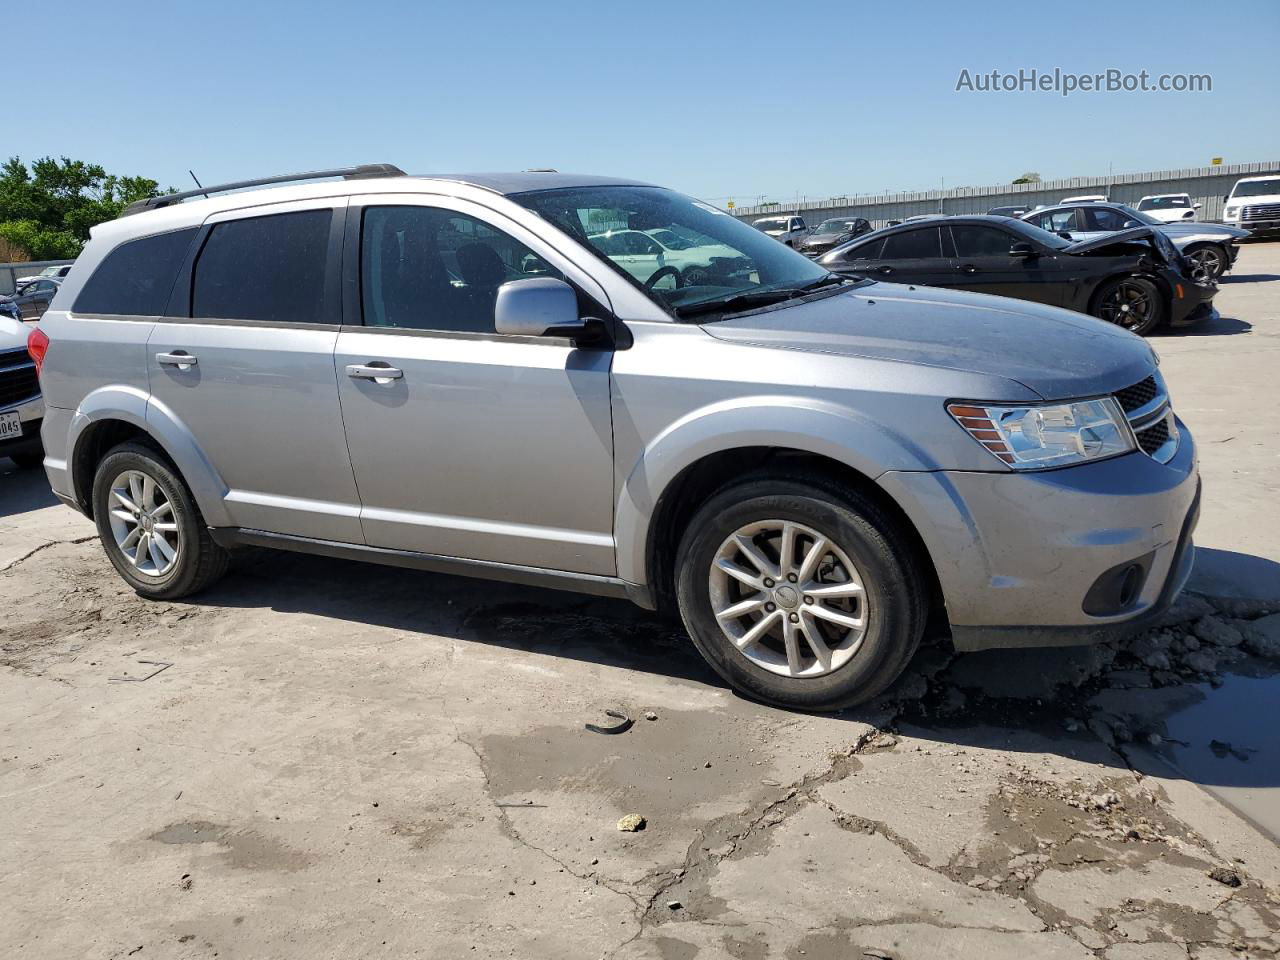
left=1094, top=276, right=1164, bottom=336
left=92, top=442, right=229, bottom=600
left=1184, top=244, right=1228, bottom=283
left=675, top=475, right=926, bottom=711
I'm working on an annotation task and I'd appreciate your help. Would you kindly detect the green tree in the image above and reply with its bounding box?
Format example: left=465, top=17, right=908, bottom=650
left=1012, top=171, right=1042, bottom=184
left=0, top=156, right=171, bottom=261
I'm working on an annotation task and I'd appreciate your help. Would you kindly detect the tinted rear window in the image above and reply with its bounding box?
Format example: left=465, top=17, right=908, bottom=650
left=192, top=210, right=331, bottom=324
left=74, top=228, right=197, bottom=316
left=880, top=228, right=942, bottom=260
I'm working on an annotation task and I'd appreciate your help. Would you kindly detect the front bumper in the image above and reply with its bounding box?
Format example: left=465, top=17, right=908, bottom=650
left=879, top=420, right=1199, bottom=652
left=1231, top=219, right=1280, bottom=236
left=1168, top=277, right=1217, bottom=327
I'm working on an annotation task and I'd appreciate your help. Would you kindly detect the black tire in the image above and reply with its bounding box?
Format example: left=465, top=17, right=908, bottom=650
left=7, top=448, right=43, bottom=469
left=1184, top=244, right=1228, bottom=283
left=675, top=473, right=927, bottom=711
left=1093, top=276, right=1164, bottom=336
left=91, top=441, right=229, bottom=600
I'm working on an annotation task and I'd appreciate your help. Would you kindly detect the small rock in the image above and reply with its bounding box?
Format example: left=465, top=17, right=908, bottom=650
left=1182, top=649, right=1219, bottom=674
left=1160, top=593, right=1214, bottom=627
left=616, top=814, right=646, bottom=833
left=644, top=711, right=658, bottom=721
left=1243, top=613, right=1280, bottom=660
left=1146, top=733, right=1163, bottom=746
left=1105, top=668, right=1153, bottom=689
left=1193, top=616, right=1244, bottom=648
left=178, top=874, right=192, bottom=891
left=666, top=900, right=683, bottom=910
left=589, top=858, right=598, bottom=865
left=704, top=761, right=712, bottom=768
left=1208, top=866, right=1242, bottom=887
left=1064, top=718, right=1081, bottom=733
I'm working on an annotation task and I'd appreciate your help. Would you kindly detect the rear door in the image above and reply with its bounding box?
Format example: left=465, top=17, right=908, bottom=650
left=334, top=196, right=616, bottom=574
left=146, top=198, right=363, bottom=542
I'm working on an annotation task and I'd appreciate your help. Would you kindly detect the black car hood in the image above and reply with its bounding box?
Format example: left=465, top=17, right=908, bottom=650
left=801, top=234, right=845, bottom=248
left=1063, top=225, right=1156, bottom=254
left=702, top=283, right=1155, bottom=401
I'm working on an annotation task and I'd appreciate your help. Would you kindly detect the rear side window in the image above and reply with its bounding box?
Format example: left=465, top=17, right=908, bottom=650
left=880, top=228, right=942, bottom=260
left=74, top=228, right=197, bottom=316
left=843, top=237, right=884, bottom=260
left=192, top=210, right=331, bottom=324
left=951, top=225, right=1015, bottom=257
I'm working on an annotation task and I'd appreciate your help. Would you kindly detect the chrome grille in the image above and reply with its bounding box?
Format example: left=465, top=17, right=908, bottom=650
left=1114, top=371, right=1177, bottom=464
left=1243, top=203, right=1280, bottom=222
left=0, top=348, right=39, bottom=409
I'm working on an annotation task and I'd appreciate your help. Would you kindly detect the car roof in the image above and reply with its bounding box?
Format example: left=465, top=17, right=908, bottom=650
left=425, top=171, right=655, bottom=194
left=1139, top=193, right=1189, bottom=199
left=1236, top=175, right=1280, bottom=183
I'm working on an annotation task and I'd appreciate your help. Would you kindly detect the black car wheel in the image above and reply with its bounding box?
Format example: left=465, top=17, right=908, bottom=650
left=1094, top=277, right=1164, bottom=336
left=1184, top=244, right=1227, bottom=283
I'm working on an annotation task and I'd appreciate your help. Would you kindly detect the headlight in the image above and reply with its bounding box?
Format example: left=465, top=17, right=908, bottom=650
left=1224, top=206, right=1239, bottom=219
left=948, top=399, right=1134, bottom=469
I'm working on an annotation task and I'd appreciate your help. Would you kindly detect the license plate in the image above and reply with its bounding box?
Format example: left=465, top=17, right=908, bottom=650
left=0, top=410, right=23, bottom=441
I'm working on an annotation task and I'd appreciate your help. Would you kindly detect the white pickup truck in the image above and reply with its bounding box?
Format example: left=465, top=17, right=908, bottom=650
left=1223, top=175, right=1280, bottom=237
left=751, top=214, right=808, bottom=247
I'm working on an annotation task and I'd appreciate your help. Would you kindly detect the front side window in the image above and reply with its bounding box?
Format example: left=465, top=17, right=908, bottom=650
left=951, top=225, right=1015, bottom=258
left=361, top=205, right=562, bottom=333
left=1033, top=208, right=1080, bottom=232
left=74, top=227, right=198, bottom=316
left=514, top=186, right=830, bottom=317
left=879, top=228, right=942, bottom=260
left=1087, top=207, right=1133, bottom=231
left=192, top=210, right=331, bottom=324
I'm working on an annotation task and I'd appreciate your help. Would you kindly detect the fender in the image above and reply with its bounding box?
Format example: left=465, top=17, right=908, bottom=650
left=613, top=395, right=938, bottom=586
left=66, top=385, right=232, bottom=526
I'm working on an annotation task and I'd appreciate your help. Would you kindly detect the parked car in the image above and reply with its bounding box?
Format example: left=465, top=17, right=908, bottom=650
left=1062, top=194, right=1107, bottom=203
left=795, top=218, right=872, bottom=258
left=0, top=278, right=61, bottom=321
left=15, top=263, right=73, bottom=286
left=987, top=205, right=1030, bottom=217
left=819, top=215, right=1215, bottom=336
left=1021, top=203, right=1247, bottom=282
left=752, top=214, right=808, bottom=247
left=1222, top=175, right=1280, bottom=237
left=1136, top=194, right=1200, bottom=223
left=34, top=165, right=1198, bottom=711
left=1, top=313, right=43, bottom=468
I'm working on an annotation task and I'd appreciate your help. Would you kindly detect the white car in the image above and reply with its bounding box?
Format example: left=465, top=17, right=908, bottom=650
left=14, top=263, right=72, bottom=286
left=1136, top=194, right=1200, bottom=223
left=0, top=312, right=44, bottom=468
left=589, top=228, right=746, bottom=286
left=751, top=214, right=808, bottom=247
left=1223, top=175, right=1280, bottom=237
left=1061, top=194, right=1108, bottom=203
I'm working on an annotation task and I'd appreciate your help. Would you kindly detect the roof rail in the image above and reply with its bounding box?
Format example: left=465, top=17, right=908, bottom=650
left=120, top=163, right=407, bottom=217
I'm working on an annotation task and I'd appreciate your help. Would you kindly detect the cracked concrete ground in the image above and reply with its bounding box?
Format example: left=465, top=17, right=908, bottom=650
left=1, top=244, right=1278, bottom=959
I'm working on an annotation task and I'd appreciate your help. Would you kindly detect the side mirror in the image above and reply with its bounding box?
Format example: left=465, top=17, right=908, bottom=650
left=1194, top=202, right=1202, bottom=209
left=1057, top=231, right=1073, bottom=241
left=494, top=277, right=605, bottom=344
left=1009, top=241, right=1037, bottom=259
left=1123, top=219, right=1141, bottom=228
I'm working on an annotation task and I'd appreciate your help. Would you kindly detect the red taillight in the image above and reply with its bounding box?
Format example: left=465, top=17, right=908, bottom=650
left=27, top=327, right=50, bottom=376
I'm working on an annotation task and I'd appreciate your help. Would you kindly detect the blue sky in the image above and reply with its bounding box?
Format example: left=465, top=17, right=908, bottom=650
left=32, top=0, right=1280, bottom=205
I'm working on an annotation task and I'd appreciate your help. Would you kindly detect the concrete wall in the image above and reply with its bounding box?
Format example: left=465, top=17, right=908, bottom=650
left=731, top=161, right=1280, bottom=230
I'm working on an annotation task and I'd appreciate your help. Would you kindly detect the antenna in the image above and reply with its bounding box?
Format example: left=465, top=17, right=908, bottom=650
left=189, top=170, right=208, bottom=196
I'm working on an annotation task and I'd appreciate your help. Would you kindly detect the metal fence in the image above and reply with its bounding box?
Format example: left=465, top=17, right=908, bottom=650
left=729, top=160, right=1280, bottom=230
left=0, top=259, right=75, bottom=296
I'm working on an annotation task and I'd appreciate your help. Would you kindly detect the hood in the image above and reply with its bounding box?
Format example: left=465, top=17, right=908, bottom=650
left=1144, top=209, right=1197, bottom=224
left=1158, top=221, right=1250, bottom=240
left=0, top=314, right=30, bottom=351
left=800, top=234, right=844, bottom=249
left=1063, top=225, right=1158, bottom=254
left=701, top=283, right=1155, bottom=401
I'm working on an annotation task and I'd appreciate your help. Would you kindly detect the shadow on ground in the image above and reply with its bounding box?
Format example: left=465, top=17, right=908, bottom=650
left=0, top=461, right=57, bottom=519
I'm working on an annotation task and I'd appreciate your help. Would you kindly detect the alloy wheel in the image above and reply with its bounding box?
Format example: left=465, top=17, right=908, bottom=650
left=1098, top=281, right=1154, bottom=331
left=106, top=469, right=181, bottom=577
left=708, top=519, right=870, bottom=678
left=1185, top=247, right=1224, bottom=283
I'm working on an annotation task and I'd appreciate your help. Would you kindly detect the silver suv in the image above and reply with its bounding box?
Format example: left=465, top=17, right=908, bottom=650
left=31, top=165, right=1200, bottom=710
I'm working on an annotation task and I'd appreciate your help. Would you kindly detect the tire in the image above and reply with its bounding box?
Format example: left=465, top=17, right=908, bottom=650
left=1093, top=276, right=1164, bottom=336
left=91, top=441, right=229, bottom=600
left=7, top=448, right=43, bottom=469
left=1184, top=244, right=1228, bottom=283
left=675, top=473, right=927, bottom=711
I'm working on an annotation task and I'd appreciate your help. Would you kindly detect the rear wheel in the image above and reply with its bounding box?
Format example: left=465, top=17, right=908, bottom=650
left=1094, top=276, right=1164, bottom=336
left=91, top=442, right=229, bottom=599
left=675, top=475, right=926, bottom=711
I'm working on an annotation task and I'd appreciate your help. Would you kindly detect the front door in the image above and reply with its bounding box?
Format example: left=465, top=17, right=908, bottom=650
left=945, top=223, right=1063, bottom=306
left=146, top=198, right=364, bottom=542
left=334, top=197, right=616, bottom=575
left=866, top=226, right=953, bottom=286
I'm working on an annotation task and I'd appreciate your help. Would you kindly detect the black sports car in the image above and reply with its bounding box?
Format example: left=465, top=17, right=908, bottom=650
left=818, top=216, right=1215, bottom=336
left=795, top=217, right=872, bottom=259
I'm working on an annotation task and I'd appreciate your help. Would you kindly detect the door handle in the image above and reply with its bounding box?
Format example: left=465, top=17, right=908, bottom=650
left=877, top=266, right=894, bottom=275
left=958, top=264, right=978, bottom=274
left=346, top=362, right=403, bottom=381
left=156, top=351, right=198, bottom=368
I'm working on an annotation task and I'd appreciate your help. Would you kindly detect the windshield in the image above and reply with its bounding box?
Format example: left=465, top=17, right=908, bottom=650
left=1231, top=178, right=1280, bottom=199
left=1138, top=196, right=1190, bottom=210
left=814, top=219, right=855, bottom=235
left=753, top=218, right=788, bottom=231
left=1015, top=221, right=1074, bottom=251
left=1106, top=204, right=1162, bottom=226
left=515, top=186, right=832, bottom=316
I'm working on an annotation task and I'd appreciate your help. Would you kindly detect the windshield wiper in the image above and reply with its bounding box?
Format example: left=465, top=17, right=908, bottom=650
left=674, top=274, right=849, bottom=319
